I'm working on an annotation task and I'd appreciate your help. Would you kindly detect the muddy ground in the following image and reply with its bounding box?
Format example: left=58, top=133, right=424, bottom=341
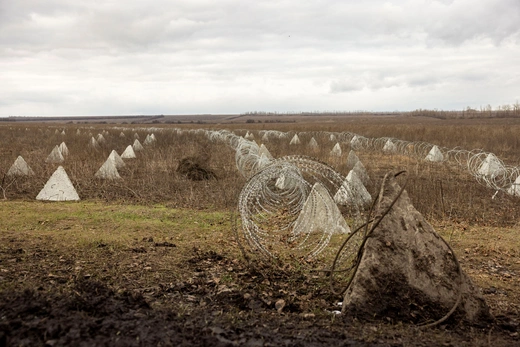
left=1, top=244, right=519, bottom=347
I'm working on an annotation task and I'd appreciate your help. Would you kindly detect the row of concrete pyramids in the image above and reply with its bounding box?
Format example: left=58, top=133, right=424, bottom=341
left=7, top=133, right=157, bottom=179
left=94, top=134, right=157, bottom=180
left=6, top=133, right=158, bottom=201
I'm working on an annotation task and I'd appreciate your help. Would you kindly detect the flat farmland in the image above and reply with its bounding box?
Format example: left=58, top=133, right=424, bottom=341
left=0, top=115, right=519, bottom=346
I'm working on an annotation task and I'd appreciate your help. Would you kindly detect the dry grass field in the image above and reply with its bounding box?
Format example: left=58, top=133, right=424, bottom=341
left=0, top=115, right=519, bottom=346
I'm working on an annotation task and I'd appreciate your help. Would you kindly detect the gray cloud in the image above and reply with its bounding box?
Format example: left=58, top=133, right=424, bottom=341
left=1, top=0, right=519, bottom=115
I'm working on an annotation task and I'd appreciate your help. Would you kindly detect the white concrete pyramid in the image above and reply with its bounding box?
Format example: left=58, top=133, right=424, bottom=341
left=244, top=131, right=255, bottom=140
left=383, top=140, right=397, bottom=153
left=334, top=170, right=372, bottom=209
left=7, top=156, right=34, bottom=176
left=108, top=150, right=126, bottom=168
left=275, top=174, right=297, bottom=190
left=352, top=160, right=370, bottom=186
left=274, top=167, right=301, bottom=190
left=59, top=142, right=69, bottom=157
left=346, top=151, right=360, bottom=170
left=330, top=134, right=337, bottom=142
left=308, top=137, right=319, bottom=150
left=256, top=153, right=273, bottom=171
left=133, top=139, right=144, bottom=151
left=507, top=175, right=520, bottom=197
left=119, top=132, right=126, bottom=138
left=76, top=129, right=81, bottom=135
left=134, top=133, right=140, bottom=139
left=60, top=130, right=65, bottom=136
left=350, top=135, right=359, bottom=145
left=143, top=134, right=156, bottom=145
left=425, top=145, right=443, bottom=162
left=261, top=133, right=269, bottom=142
left=121, top=145, right=137, bottom=159
left=478, top=153, right=505, bottom=177
left=89, top=137, right=99, bottom=149
left=150, top=134, right=156, bottom=141
left=96, top=133, right=106, bottom=144
left=330, top=143, right=342, bottom=157
left=95, top=158, right=121, bottom=180
left=293, top=182, right=350, bottom=236
left=36, top=166, right=80, bottom=201
left=258, top=144, right=273, bottom=159
left=46, top=145, right=65, bottom=163
left=289, top=134, right=301, bottom=145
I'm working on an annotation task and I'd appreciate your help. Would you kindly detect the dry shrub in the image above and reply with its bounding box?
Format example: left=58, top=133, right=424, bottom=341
left=1, top=120, right=520, bottom=225
left=177, top=156, right=217, bottom=181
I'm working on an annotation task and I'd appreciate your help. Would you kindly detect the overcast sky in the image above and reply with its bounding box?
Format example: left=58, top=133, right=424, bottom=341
left=1, top=0, right=519, bottom=116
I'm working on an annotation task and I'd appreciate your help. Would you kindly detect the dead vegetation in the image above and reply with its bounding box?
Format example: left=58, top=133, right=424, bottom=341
left=0, top=117, right=520, bottom=345
left=177, top=156, right=217, bottom=181
left=0, top=201, right=518, bottom=346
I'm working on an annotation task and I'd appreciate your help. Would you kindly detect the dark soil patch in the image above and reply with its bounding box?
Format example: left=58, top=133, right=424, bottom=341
left=1, top=249, right=518, bottom=346
left=177, top=156, right=217, bottom=181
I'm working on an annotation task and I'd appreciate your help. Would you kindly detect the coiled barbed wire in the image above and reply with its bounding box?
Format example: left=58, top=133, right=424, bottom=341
left=167, top=127, right=520, bottom=260
left=237, top=156, right=358, bottom=259
left=209, top=128, right=520, bottom=195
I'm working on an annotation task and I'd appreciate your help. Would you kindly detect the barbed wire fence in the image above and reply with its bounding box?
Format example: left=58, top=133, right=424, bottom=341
left=148, top=127, right=520, bottom=261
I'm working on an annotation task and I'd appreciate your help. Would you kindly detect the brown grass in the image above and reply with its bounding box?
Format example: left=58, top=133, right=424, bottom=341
left=1, top=117, right=520, bottom=345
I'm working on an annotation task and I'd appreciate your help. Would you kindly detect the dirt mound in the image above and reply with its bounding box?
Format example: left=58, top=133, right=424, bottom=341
left=177, top=156, right=217, bottom=181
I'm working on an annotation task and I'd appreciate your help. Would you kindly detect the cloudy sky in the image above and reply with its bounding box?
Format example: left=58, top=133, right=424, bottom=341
left=1, top=0, right=519, bottom=116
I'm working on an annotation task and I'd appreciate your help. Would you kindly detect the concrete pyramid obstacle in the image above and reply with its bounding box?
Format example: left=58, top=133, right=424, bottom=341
left=308, top=137, right=319, bottom=150
left=244, top=131, right=255, bottom=140
left=7, top=156, right=34, bottom=176
left=134, top=133, right=140, bottom=139
left=275, top=173, right=299, bottom=190
left=350, top=135, right=363, bottom=150
left=352, top=160, right=370, bottom=187
left=289, top=134, right=301, bottom=145
left=293, top=182, right=350, bottom=236
left=346, top=151, right=360, bottom=170
left=261, top=133, right=269, bottom=142
left=478, top=153, right=505, bottom=177
left=60, top=130, right=66, bottom=136
left=46, top=145, right=65, bottom=163
left=119, top=132, right=126, bottom=138
left=383, top=139, right=397, bottom=153
left=59, top=142, right=69, bottom=157
left=330, top=143, right=342, bottom=157
left=341, top=173, right=491, bottom=325
left=96, top=134, right=106, bottom=145
left=95, top=158, right=122, bottom=180
left=330, top=134, right=337, bottom=142
left=256, top=153, right=273, bottom=171
left=76, top=129, right=81, bottom=135
left=425, top=145, right=443, bottom=162
left=133, top=139, right=144, bottom=151
left=143, top=134, right=156, bottom=146
left=334, top=170, right=372, bottom=209
left=36, top=166, right=80, bottom=201
left=258, top=144, right=273, bottom=159
left=507, top=176, right=520, bottom=197
left=108, top=150, right=126, bottom=168
left=89, top=137, right=99, bottom=149
left=55, top=129, right=59, bottom=135
left=121, top=145, right=137, bottom=159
